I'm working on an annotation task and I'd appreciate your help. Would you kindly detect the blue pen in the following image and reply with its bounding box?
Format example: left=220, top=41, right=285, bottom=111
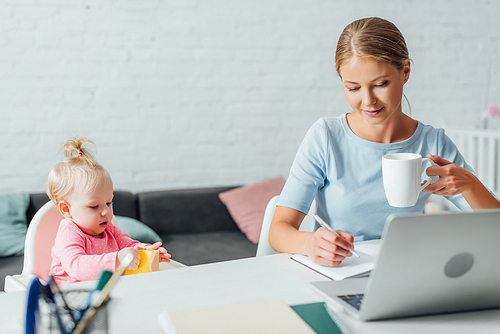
left=26, top=277, right=75, bottom=334
left=26, top=278, right=42, bottom=334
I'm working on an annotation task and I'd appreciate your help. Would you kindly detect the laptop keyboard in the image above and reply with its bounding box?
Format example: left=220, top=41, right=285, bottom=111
left=337, top=293, right=364, bottom=310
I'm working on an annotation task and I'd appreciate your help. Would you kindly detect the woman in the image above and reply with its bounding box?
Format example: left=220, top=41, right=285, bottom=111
left=268, top=17, right=500, bottom=267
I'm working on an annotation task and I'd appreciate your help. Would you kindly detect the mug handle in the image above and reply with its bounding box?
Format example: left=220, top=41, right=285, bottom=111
left=420, top=158, right=438, bottom=191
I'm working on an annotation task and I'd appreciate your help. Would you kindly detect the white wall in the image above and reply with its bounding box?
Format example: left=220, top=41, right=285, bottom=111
left=1, top=0, right=500, bottom=194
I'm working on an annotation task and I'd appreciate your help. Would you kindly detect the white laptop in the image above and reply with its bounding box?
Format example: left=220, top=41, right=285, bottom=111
left=310, top=210, right=500, bottom=321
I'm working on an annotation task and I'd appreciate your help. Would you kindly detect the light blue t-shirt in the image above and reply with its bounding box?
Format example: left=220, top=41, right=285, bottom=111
left=277, top=113, right=473, bottom=241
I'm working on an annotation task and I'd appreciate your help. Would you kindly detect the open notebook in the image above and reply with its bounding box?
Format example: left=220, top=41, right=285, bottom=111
left=291, top=240, right=381, bottom=280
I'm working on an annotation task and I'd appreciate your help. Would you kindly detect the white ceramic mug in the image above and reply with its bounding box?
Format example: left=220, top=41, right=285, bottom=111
left=382, top=153, right=437, bottom=207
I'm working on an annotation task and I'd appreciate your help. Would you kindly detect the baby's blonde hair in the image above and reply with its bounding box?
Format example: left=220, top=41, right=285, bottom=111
left=47, top=137, right=112, bottom=205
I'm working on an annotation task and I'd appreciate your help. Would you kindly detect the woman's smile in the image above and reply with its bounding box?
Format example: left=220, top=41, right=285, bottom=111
left=340, top=58, right=408, bottom=130
left=363, top=107, right=384, bottom=116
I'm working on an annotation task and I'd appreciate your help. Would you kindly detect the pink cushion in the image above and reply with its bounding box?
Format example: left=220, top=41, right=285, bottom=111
left=219, top=176, right=285, bottom=243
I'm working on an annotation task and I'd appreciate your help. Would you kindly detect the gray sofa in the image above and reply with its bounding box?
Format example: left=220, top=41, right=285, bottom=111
left=0, top=186, right=258, bottom=291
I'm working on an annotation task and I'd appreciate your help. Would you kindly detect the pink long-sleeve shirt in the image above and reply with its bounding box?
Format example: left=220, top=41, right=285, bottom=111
left=49, top=218, right=144, bottom=284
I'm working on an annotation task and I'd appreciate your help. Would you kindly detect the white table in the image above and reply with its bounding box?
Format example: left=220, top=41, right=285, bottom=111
left=1, top=253, right=500, bottom=333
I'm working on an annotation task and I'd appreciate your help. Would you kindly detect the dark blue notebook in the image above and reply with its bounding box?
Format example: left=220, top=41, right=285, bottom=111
left=291, top=302, right=348, bottom=334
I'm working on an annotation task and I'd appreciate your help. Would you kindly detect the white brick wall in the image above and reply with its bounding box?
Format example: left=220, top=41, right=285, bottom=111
left=1, top=0, right=500, bottom=194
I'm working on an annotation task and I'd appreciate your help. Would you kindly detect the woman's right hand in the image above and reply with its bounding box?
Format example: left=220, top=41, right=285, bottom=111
left=117, top=247, right=140, bottom=271
left=306, top=228, right=354, bottom=267
left=269, top=206, right=355, bottom=266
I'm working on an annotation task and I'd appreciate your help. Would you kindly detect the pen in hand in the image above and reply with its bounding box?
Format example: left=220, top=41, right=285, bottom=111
left=312, top=214, right=360, bottom=258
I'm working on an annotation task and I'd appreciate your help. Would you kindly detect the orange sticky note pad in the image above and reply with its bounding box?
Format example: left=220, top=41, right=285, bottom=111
left=125, top=249, right=160, bottom=275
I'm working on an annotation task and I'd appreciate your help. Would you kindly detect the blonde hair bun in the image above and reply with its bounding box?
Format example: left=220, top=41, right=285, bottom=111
left=47, top=137, right=111, bottom=205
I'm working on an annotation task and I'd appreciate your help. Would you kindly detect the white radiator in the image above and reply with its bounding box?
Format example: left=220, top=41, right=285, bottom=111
left=446, top=129, right=500, bottom=197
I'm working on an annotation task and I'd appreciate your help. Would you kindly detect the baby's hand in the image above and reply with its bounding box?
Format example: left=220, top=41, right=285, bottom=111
left=142, top=241, right=163, bottom=251
left=139, top=242, right=172, bottom=262
left=117, top=247, right=140, bottom=271
left=158, top=247, right=172, bottom=263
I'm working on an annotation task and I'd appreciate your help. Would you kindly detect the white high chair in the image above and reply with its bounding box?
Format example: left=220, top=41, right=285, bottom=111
left=4, top=201, right=185, bottom=292
left=4, top=201, right=62, bottom=291
left=256, top=195, right=316, bottom=257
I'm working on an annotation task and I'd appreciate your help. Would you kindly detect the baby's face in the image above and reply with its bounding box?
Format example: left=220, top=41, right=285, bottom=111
left=65, top=176, right=114, bottom=237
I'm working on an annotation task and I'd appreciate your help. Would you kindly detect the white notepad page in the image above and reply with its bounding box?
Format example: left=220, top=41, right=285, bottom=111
left=291, top=240, right=381, bottom=280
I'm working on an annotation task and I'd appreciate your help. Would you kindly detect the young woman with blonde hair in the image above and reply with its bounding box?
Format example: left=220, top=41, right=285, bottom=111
left=269, top=17, right=500, bottom=267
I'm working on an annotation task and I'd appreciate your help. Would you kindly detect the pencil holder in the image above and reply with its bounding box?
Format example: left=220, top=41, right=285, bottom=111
left=33, top=289, right=108, bottom=334
left=125, top=249, right=160, bottom=275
